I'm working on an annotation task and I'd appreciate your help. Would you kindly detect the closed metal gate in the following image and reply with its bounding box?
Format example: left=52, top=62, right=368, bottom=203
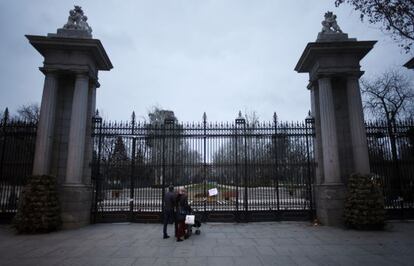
left=91, top=113, right=316, bottom=223
left=0, top=110, right=37, bottom=221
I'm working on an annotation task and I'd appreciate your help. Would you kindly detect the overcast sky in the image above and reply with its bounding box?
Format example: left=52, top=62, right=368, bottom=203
left=0, top=0, right=412, bottom=123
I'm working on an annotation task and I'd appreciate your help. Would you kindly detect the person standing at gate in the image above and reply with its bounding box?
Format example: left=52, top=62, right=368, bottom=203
left=163, top=184, right=176, bottom=239
left=176, top=188, right=191, bottom=242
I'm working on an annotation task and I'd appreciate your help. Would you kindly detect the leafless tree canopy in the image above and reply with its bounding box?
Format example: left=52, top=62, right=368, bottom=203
left=335, top=0, right=414, bottom=52
left=16, top=103, right=40, bottom=123
left=361, top=70, right=414, bottom=121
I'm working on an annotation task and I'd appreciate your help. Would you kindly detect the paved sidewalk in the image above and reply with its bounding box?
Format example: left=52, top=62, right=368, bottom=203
left=0, top=221, right=413, bottom=266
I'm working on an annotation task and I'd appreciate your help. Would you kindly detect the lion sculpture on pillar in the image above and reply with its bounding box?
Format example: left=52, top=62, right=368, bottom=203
left=63, top=6, right=92, bottom=34
left=321, top=11, right=342, bottom=33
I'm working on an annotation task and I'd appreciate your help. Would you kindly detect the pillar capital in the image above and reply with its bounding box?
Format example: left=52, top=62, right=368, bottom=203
left=39, top=66, right=96, bottom=80
left=295, top=40, right=376, bottom=75
left=39, top=67, right=59, bottom=76
left=76, top=72, right=89, bottom=77
left=74, top=72, right=90, bottom=79
left=346, top=74, right=362, bottom=81
left=309, top=70, right=365, bottom=83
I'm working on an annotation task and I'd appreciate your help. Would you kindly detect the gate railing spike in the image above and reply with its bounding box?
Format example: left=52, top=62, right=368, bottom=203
left=131, top=111, right=136, bottom=124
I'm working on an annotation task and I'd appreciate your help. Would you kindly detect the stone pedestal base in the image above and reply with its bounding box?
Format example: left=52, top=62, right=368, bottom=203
left=315, top=183, right=347, bottom=226
left=60, top=184, right=92, bottom=229
left=49, top=29, right=92, bottom=39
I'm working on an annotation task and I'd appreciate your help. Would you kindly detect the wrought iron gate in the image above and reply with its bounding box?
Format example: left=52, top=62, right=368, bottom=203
left=0, top=110, right=37, bottom=221
left=91, top=113, right=316, bottom=223
left=366, top=120, right=414, bottom=219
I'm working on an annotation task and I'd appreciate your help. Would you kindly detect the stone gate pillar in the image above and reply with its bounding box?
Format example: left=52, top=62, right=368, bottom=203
left=27, top=6, right=113, bottom=229
left=295, top=12, right=376, bottom=226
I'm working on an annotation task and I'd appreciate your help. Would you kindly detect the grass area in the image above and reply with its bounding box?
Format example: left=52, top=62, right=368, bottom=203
left=185, top=183, right=217, bottom=191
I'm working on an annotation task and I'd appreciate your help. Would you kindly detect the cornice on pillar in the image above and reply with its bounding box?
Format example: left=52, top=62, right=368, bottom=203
left=74, top=72, right=89, bottom=80
left=295, top=41, right=376, bottom=73
left=295, top=40, right=376, bottom=87
left=314, top=70, right=364, bottom=80
left=39, top=66, right=98, bottom=82
left=26, top=35, right=112, bottom=70
left=27, top=34, right=112, bottom=90
left=40, top=69, right=59, bottom=78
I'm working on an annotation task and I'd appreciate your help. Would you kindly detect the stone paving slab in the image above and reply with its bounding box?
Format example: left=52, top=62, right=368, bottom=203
left=0, top=221, right=413, bottom=266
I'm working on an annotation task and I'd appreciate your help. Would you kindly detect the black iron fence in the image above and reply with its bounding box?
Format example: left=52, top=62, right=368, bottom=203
left=0, top=109, right=37, bottom=221
left=366, top=119, right=414, bottom=219
left=1, top=106, right=413, bottom=223
left=91, top=113, right=316, bottom=223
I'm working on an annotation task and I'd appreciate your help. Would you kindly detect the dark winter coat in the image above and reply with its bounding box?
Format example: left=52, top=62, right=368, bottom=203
left=176, top=193, right=191, bottom=222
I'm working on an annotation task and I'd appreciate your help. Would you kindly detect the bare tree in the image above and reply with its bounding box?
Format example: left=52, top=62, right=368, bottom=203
left=361, top=70, right=414, bottom=122
left=243, top=110, right=260, bottom=129
left=15, top=103, right=40, bottom=123
left=335, top=0, right=414, bottom=52
left=362, top=70, right=414, bottom=198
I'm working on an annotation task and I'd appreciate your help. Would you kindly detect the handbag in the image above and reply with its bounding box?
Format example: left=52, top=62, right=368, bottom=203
left=185, top=215, right=195, bottom=225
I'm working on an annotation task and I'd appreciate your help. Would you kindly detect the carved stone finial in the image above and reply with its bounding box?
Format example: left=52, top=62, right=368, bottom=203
left=321, top=11, right=342, bottom=34
left=55, top=6, right=92, bottom=38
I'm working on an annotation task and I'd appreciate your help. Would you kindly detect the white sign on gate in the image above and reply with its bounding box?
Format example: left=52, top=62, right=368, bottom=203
left=208, top=188, right=218, bottom=196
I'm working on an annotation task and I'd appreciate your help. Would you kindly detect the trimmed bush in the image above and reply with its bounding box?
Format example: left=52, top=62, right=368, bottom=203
left=344, top=173, right=385, bottom=230
left=13, top=175, right=61, bottom=233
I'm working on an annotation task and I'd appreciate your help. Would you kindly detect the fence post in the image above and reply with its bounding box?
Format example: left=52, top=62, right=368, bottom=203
left=305, top=111, right=315, bottom=221
left=243, top=119, right=248, bottom=221
left=386, top=114, right=402, bottom=216
left=235, top=111, right=246, bottom=221
left=234, top=116, right=239, bottom=221
left=92, top=110, right=103, bottom=223
left=203, top=112, right=207, bottom=220
left=171, top=121, right=175, bottom=187
left=161, top=122, right=166, bottom=213
left=273, top=112, right=280, bottom=214
left=162, top=117, right=175, bottom=218
left=391, top=118, right=404, bottom=217
left=130, top=112, right=136, bottom=222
